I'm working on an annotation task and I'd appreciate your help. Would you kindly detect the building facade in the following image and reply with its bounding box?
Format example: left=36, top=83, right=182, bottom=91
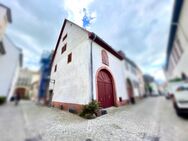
left=49, top=19, right=144, bottom=112
left=15, top=68, right=39, bottom=99
left=165, top=0, right=188, bottom=80
left=0, top=4, right=22, bottom=100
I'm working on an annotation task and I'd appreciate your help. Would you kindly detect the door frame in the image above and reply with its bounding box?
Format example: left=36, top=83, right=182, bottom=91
left=95, top=66, right=118, bottom=107
left=126, top=78, right=135, bottom=103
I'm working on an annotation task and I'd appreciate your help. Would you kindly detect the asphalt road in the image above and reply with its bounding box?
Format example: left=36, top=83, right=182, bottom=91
left=0, top=97, right=188, bottom=141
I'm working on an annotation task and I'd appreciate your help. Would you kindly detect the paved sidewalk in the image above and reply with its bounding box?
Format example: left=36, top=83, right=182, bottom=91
left=0, top=97, right=188, bottom=141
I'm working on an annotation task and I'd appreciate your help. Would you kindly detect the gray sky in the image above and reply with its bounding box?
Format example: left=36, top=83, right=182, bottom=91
left=0, top=0, right=174, bottom=81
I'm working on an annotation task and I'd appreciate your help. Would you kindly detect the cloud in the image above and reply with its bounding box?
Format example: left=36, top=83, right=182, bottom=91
left=88, top=0, right=173, bottom=81
left=0, top=0, right=67, bottom=70
left=0, top=0, right=174, bottom=80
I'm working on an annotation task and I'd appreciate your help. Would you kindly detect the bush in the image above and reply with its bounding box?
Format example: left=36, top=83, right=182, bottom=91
left=0, top=96, right=6, bottom=105
left=80, top=100, right=100, bottom=119
left=169, top=77, right=182, bottom=82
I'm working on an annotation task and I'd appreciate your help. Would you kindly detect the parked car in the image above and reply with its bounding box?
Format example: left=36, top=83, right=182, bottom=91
left=166, top=81, right=184, bottom=100
left=165, top=92, right=174, bottom=99
left=173, top=83, right=188, bottom=116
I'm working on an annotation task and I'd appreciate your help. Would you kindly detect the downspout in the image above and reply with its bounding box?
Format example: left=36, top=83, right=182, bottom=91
left=90, top=33, right=97, bottom=101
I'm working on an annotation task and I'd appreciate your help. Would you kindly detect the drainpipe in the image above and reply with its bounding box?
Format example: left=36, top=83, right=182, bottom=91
left=90, top=33, right=97, bottom=101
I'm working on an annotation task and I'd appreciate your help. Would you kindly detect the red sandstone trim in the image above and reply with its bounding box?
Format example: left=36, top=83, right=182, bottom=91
left=95, top=66, right=118, bottom=107
left=117, top=99, right=129, bottom=106
left=52, top=101, right=83, bottom=113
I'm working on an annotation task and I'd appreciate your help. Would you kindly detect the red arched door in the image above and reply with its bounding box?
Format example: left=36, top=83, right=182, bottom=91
left=97, top=69, right=114, bottom=108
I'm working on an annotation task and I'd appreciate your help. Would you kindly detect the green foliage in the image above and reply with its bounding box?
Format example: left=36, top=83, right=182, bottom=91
left=0, top=96, right=6, bottom=105
left=80, top=100, right=100, bottom=119
left=169, top=77, right=182, bottom=82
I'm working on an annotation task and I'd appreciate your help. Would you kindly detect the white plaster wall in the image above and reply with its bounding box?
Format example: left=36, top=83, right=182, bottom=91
left=167, top=0, right=188, bottom=79
left=123, top=60, right=144, bottom=97
left=51, top=22, right=91, bottom=105
left=126, top=68, right=139, bottom=97
left=7, top=61, right=20, bottom=100
left=136, top=70, right=145, bottom=96
left=92, top=42, right=129, bottom=101
left=50, top=21, right=144, bottom=105
left=0, top=36, right=21, bottom=98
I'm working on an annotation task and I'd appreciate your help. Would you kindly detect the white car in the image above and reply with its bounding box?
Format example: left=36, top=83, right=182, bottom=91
left=173, top=83, right=188, bottom=116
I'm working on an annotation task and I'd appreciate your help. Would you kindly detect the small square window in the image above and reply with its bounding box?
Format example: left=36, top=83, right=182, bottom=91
left=63, top=34, right=67, bottom=41
left=67, top=53, right=72, bottom=63
left=61, top=44, right=67, bottom=54
left=54, top=64, right=57, bottom=72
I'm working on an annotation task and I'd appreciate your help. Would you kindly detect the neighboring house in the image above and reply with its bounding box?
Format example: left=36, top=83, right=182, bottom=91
left=16, top=68, right=38, bottom=99
left=165, top=0, right=188, bottom=80
left=0, top=4, right=22, bottom=100
left=49, top=19, right=144, bottom=112
left=122, top=53, right=145, bottom=99
left=30, top=71, right=40, bottom=101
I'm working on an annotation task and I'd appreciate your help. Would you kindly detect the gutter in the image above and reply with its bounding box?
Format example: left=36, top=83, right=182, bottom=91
left=90, top=33, right=97, bottom=101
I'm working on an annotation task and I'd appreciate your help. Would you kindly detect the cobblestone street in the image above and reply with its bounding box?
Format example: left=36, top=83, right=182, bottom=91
left=0, top=97, right=188, bottom=141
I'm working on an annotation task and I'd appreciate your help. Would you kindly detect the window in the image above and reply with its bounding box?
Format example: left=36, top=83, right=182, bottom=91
left=54, top=64, right=57, bottom=72
left=126, top=62, right=129, bottom=70
left=172, top=47, right=178, bottom=64
left=67, top=53, right=72, bottom=63
left=170, top=55, right=175, bottom=70
left=101, top=50, right=109, bottom=66
left=63, top=34, right=67, bottom=41
left=0, top=41, right=6, bottom=54
left=61, top=44, right=67, bottom=54
left=176, top=38, right=184, bottom=54
left=174, top=47, right=180, bottom=61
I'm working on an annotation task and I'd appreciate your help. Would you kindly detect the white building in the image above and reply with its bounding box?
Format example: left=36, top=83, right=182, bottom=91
left=0, top=4, right=22, bottom=100
left=49, top=19, right=144, bottom=112
left=165, top=0, right=188, bottom=80
left=123, top=54, right=145, bottom=98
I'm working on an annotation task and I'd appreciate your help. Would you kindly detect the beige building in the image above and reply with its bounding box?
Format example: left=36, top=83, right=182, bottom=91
left=15, top=68, right=39, bottom=100
left=165, top=0, right=188, bottom=80
left=30, top=71, right=40, bottom=101
left=0, top=4, right=11, bottom=39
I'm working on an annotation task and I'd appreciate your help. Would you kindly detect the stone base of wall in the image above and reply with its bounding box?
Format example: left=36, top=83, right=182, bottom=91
left=117, top=99, right=129, bottom=106
left=52, top=99, right=135, bottom=113
left=52, top=101, right=83, bottom=113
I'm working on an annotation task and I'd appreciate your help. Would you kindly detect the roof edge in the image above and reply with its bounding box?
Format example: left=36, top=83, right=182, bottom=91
left=88, top=32, right=124, bottom=60
left=0, top=3, right=12, bottom=23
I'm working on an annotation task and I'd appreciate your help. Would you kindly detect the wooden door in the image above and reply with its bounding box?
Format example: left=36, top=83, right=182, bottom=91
left=97, top=70, right=114, bottom=108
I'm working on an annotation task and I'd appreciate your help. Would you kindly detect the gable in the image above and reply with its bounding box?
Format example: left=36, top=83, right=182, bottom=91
left=51, top=19, right=124, bottom=67
left=51, top=19, right=89, bottom=66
